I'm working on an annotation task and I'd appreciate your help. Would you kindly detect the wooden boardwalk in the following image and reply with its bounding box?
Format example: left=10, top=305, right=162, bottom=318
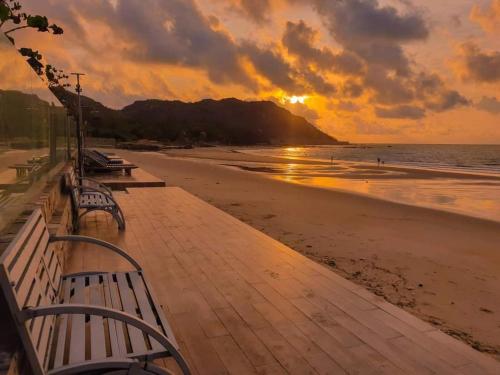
left=67, top=187, right=500, bottom=374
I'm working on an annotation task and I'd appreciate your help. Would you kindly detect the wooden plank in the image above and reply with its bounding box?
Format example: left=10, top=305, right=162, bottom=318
left=115, top=273, right=147, bottom=354
left=9, top=220, right=47, bottom=283
left=253, top=327, right=317, bottom=374
left=172, top=312, right=227, bottom=375
left=294, top=319, right=367, bottom=374
left=209, top=335, right=257, bottom=375
left=68, top=276, right=86, bottom=364
left=290, top=298, right=363, bottom=348
left=1, top=210, right=43, bottom=267
left=103, top=273, right=126, bottom=357
left=128, top=272, right=163, bottom=352
left=303, top=353, right=347, bottom=375
left=213, top=307, right=276, bottom=367
left=368, top=308, right=469, bottom=367
left=44, top=247, right=59, bottom=292
left=250, top=283, right=309, bottom=325
left=89, top=275, right=106, bottom=360
left=388, top=336, right=457, bottom=374
left=29, top=266, right=54, bottom=355
left=52, top=278, right=72, bottom=368
left=12, top=233, right=50, bottom=308
left=425, top=330, right=500, bottom=374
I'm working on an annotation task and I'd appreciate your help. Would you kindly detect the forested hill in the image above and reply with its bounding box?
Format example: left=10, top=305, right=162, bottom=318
left=51, top=87, right=344, bottom=145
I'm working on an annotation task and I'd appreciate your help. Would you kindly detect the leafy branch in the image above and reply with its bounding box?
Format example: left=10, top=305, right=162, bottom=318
left=0, top=0, right=69, bottom=88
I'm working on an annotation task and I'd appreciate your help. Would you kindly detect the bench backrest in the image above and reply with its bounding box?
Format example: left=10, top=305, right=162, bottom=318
left=84, top=149, right=108, bottom=167
left=67, top=167, right=77, bottom=188
left=66, top=169, right=81, bottom=211
left=0, top=209, right=63, bottom=375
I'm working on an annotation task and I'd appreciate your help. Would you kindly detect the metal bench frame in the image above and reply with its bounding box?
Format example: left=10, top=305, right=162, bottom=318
left=0, top=209, right=191, bottom=375
left=84, top=150, right=137, bottom=176
left=67, top=168, right=126, bottom=231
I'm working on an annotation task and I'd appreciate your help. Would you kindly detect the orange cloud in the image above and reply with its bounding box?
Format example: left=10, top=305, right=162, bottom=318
left=471, top=0, right=500, bottom=34
left=1, top=0, right=498, bottom=143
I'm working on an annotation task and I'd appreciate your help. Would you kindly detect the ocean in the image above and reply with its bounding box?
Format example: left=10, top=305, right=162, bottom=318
left=245, top=144, right=500, bottom=176
left=238, top=144, right=500, bottom=222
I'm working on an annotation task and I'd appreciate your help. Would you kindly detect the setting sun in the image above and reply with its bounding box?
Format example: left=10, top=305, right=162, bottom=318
left=289, top=95, right=308, bottom=104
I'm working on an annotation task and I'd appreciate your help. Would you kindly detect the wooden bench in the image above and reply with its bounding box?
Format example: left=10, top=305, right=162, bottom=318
left=67, top=168, right=126, bottom=231
left=8, top=164, right=40, bottom=178
left=93, top=150, right=124, bottom=165
left=28, top=155, right=49, bottom=165
left=84, top=150, right=138, bottom=176
left=0, top=209, right=191, bottom=375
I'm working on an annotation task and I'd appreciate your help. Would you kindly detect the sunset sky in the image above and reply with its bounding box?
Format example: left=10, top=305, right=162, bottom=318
left=8, top=0, right=500, bottom=143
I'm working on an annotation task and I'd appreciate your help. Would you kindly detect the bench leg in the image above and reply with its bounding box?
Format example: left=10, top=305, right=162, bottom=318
left=79, top=207, right=126, bottom=231
left=72, top=209, right=80, bottom=233
left=113, top=205, right=126, bottom=231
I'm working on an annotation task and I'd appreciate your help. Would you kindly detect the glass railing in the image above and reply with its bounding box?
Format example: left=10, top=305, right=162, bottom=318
left=0, top=33, right=75, bottom=233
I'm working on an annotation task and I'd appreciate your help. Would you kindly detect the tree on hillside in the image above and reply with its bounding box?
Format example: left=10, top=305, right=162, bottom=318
left=0, top=0, right=70, bottom=88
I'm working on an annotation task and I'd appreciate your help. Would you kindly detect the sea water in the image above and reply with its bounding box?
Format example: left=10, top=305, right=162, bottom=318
left=246, top=144, right=500, bottom=176
left=239, top=145, right=500, bottom=222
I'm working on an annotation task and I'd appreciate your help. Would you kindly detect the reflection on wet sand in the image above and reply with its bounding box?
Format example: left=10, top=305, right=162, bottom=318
left=225, top=160, right=500, bottom=222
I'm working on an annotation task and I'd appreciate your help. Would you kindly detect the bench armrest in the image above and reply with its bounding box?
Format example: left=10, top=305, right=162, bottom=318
left=20, top=304, right=191, bottom=375
left=49, top=235, right=141, bottom=271
left=79, top=177, right=113, bottom=196
left=78, top=185, right=113, bottom=197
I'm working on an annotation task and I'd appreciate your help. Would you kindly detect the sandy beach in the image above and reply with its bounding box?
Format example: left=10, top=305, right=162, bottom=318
left=113, top=147, right=500, bottom=360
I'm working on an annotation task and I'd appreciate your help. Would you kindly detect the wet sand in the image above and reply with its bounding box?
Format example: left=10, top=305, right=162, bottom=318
left=113, top=147, right=500, bottom=360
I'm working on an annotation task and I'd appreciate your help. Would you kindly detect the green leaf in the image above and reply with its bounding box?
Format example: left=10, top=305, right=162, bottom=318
left=26, top=15, right=49, bottom=31
left=49, top=24, right=64, bottom=35
left=0, top=4, right=10, bottom=22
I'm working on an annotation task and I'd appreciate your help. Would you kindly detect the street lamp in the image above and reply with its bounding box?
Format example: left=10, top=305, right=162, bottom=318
left=71, top=72, right=85, bottom=178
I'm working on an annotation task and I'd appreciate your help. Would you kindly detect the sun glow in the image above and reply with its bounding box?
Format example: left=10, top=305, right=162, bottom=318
left=289, top=95, right=308, bottom=104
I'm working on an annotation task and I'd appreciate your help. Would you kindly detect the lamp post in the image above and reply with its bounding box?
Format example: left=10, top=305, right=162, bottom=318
left=71, top=72, right=85, bottom=178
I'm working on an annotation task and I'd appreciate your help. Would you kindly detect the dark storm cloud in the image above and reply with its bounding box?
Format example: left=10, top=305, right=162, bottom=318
left=459, top=43, right=500, bottom=83
left=23, top=0, right=257, bottom=90
left=282, top=20, right=364, bottom=75
left=300, top=0, right=470, bottom=115
left=233, top=0, right=272, bottom=23
left=240, top=40, right=337, bottom=96
left=364, top=68, right=414, bottom=104
left=375, top=105, right=426, bottom=119
left=115, top=0, right=255, bottom=87
left=476, top=96, right=500, bottom=114
left=239, top=41, right=303, bottom=92
left=301, top=69, right=337, bottom=95
left=310, top=0, right=428, bottom=77
left=342, top=80, right=364, bottom=98
left=425, top=90, right=470, bottom=112
left=312, top=0, right=429, bottom=43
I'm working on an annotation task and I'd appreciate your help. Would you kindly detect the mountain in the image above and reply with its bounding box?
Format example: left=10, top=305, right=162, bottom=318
left=52, top=87, right=344, bottom=145
left=0, top=89, right=66, bottom=144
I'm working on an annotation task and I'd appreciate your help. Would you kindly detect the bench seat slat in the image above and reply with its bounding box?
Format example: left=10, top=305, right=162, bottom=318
left=52, top=278, right=72, bottom=369
left=89, top=275, right=107, bottom=361
left=14, top=231, right=51, bottom=307
left=107, top=274, right=129, bottom=356
left=1, top=211, right=43, bottom=267
left=68, top=277, right=86, bottom=364
left=9, top=220, right=47, bottom=286
left=128, top=272, right=163, bottom=352
left=30, top=265, right=55, bottom=345
left=115, top=273, right=147, bottom=354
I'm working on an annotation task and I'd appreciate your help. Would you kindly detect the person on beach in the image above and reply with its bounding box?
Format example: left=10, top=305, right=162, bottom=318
left=377, top=157, right=381, bottom=166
